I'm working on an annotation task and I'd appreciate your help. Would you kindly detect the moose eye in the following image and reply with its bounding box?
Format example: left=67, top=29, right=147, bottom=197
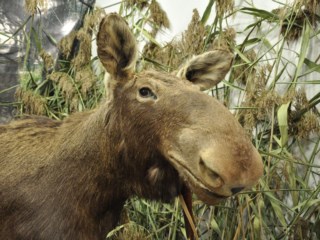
left=139, top=87, right=157, bottom=99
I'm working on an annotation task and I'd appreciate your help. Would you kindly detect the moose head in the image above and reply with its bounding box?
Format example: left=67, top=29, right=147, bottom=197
left=97, top=13, right=263, bottom=205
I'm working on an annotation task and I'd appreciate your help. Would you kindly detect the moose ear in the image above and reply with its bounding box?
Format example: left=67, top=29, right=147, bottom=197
left=176, top=50, right=233, bottom=91
left=97, top=13, right=137, bottom=80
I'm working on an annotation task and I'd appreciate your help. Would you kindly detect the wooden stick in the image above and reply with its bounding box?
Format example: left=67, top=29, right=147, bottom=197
left=179, top=186, right=199, bottom=240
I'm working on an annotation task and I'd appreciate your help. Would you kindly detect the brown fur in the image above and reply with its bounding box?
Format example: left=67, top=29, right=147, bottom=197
left=0, top=13, right=263, bottom=239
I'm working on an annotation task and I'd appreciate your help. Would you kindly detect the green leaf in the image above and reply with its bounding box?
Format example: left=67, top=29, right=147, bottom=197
left=273, top=136, right=282, bottom=148
left=201, top=0, right=214, bottom=25
left=240, top=7, right=278, bottom=20
left=303, top=58, right=320, bottom=75
left=240, top=37, right=261, bottom=48
left=31, top=27, right=42, bottom=52
left=268, top=192, right=288, bottom=227
left=134, top=24, right=161, bottom=47
left=42, top=30, right=58, bottom=46
left=260, top=182, right=288, bottom=227
left=277, top=102, right=291, bottom=148
left=222, top=80, right=245, bottom=91
left=210, top=217, right=221, bottom=236
left=293, top=21, right=311, bottom=84
left=234, top=47, right=251, bottom=63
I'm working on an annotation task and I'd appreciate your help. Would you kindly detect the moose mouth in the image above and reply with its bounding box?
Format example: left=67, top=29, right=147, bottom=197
left=181, top=167, right=228, bottom=200
left=167, top=154, right=229, bottom=203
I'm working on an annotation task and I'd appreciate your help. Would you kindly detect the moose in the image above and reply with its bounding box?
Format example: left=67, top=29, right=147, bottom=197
left=0, top=13, right=263, bottom=239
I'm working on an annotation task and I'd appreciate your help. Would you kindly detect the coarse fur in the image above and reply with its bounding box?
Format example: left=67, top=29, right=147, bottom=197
left=0, top=13, right=263, bottom=239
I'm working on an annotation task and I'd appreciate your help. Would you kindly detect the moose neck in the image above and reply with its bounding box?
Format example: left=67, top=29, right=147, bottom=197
left=51, top=100, right=181, bottom=235
left=50, top=103, right=134, bottom=233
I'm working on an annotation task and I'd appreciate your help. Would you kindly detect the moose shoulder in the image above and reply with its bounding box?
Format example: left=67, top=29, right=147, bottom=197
left=0, top=13, right=263, bottom=239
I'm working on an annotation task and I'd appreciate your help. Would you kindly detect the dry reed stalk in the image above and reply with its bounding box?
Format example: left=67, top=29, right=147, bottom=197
left=25, top=0, right=44, bottom=15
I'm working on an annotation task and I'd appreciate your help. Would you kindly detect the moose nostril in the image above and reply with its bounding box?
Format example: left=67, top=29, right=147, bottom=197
left=199, top=158, right=224, bottom=188
left=231, top=187, right=245, bottom=195
left=199, top=158, right=220, bottom=180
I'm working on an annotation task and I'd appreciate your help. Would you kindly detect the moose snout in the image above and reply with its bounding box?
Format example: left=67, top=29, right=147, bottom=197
left=198, top=142, right=263, bottom=197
